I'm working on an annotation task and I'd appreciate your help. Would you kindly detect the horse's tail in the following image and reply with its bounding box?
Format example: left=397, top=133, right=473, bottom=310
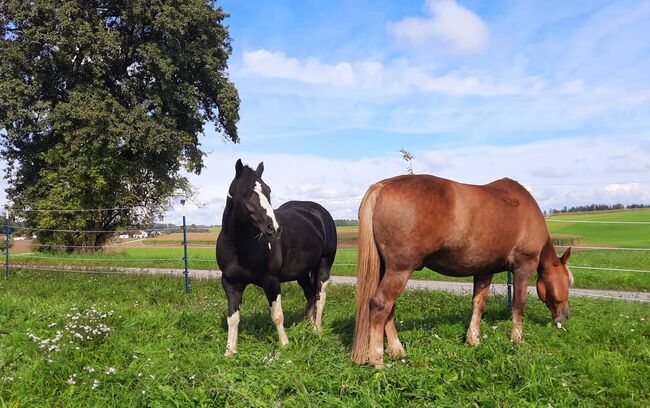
left=351, top=181, right=385, bottom=364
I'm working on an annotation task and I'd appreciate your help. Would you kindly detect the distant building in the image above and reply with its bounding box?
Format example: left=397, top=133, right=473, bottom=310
left=132, top=230, right=149, bottom=239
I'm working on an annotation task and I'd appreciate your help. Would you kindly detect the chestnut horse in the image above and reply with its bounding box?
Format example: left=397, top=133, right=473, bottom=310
left=351, top=175, right=573, bottom=368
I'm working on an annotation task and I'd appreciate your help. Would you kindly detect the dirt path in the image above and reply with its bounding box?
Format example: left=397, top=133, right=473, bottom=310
left=12, top=264, right=649, bottom=303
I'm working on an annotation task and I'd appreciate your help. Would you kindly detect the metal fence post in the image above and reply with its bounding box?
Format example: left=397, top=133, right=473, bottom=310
left=5, top=209, right=9, bottom=280
left=507, top=270, right=512, bottom=310
left=181, top=199, right=190, bottom=294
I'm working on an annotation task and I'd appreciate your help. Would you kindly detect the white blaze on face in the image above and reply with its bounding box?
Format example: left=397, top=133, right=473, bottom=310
left=254, top=181, right=279, bottom=230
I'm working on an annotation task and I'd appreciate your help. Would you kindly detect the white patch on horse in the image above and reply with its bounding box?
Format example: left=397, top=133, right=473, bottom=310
left=254, top=181, right=279, bottom=230
left=270, top=295, right=289, bottom=346
left=315, top=280, right=329, bottom=333
left=225, top=310, right=240, bottom=356
left=227, top=193, right=232, bottom=199
left=567, top=266, right=574, bottom=286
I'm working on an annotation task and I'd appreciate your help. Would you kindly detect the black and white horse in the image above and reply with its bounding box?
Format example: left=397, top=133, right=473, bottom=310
left=216, top=159, right=337, bottom=356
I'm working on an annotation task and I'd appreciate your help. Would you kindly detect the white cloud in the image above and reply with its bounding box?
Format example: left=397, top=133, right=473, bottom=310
left=160, top=135, right=650, bottom=224
left=241, top=49, right=358, bottom=86
left=418, top=151, right=450, bottom=171
left=608, top=161, right=650, bottom=173
left=529, top=167, right=573, bottom=179
left=240, top=49, right=533, bottom=97
left=387, top=0, right=489, bottom=54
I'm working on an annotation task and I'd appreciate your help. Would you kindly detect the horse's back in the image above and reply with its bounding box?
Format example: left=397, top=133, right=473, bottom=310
left=275, top=201, right=337, bottom=278
left=372, top=175, right=548, bottom=274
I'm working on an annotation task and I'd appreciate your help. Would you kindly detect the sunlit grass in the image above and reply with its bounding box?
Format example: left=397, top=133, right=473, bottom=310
left=1, top=271, right=648, bottom=406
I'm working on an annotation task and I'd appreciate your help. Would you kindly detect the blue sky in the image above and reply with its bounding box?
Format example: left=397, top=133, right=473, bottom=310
left=2, top=0, right=650, bottom=223
left=208, top=0, right=650, bottom=156
left=166, top=0, right=650, bottom=224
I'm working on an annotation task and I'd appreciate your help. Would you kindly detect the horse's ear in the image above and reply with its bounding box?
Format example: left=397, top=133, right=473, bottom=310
left=235, top=159, right=243, bottom=178
left=255, top=162, right=264, bottom=177
left=560, top=246, right=572, bottom=264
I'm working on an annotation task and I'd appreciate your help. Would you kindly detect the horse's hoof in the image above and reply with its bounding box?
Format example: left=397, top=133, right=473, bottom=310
left=466, top=336, right=481, bottom=346
left=386, top=346, right=406, bottom=358
left=372, top=361, right=385, bottom=369
left=510, top=330, right=524, bottom=343
left=279, top=339, right=289, bottom=347
left=224, top=349, right=237, bottom=357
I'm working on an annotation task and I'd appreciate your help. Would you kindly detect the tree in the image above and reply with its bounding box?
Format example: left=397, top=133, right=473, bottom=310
left=399, top=148, right=415, bottom=175
left=0, top=0, right=240, bottom=251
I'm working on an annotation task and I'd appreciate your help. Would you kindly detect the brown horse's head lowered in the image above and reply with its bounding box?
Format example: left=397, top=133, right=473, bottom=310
left=537, top=245, right=574, bottom=322
left=350, top=174, right=574, bottom=368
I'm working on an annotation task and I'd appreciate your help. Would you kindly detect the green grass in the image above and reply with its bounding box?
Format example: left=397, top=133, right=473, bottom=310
left=1, top=271, right=648, bottom=407
left=9, top=246, right=650, bottom=291
left=546, top=209, right=650, bottom=248
left=7, top=209, right=650, bottom=292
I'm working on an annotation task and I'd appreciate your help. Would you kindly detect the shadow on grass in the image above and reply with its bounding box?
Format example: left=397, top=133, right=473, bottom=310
left=218, top=305, right=312, bottom=342
left=330, top=302, right=550, bottom=350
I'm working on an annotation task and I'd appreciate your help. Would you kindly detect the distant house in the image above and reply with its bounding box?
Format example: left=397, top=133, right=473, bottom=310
left=131, top=230, right=149, bottom=239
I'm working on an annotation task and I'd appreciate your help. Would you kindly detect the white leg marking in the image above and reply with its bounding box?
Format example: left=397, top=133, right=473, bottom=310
left=270, top=295, right=289, bottom=346
left=466, top=308, right=483, bottom=345
left=314, top=280, right=329, bottom=333
left=254, top=182, right=279, bottom=230
left=224, top=310, right=240, bottom=356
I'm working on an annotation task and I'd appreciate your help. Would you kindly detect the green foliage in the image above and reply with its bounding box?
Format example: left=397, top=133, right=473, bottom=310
left=1, top=272, right=648, bottom=406
left=0, top=0, right=240, bottom=251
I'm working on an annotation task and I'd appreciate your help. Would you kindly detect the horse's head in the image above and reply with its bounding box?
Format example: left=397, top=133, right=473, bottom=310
left=536, top=246, right=574, bottom=323
left=228, top=159, right=281, bottom=240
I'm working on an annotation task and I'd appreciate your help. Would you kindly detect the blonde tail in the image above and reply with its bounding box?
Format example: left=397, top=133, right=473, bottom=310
left=351, top=182, right=385, bottom=364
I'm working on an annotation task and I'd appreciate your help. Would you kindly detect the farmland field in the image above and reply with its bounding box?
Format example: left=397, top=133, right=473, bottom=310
left=545, top=208, right=650, bottom=248
left=1, top=271, right=648, bottom=407
left=7, top=209, right=650, bottom=291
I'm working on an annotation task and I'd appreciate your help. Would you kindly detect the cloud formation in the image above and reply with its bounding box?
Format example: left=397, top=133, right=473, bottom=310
left=387, top=0, right=489, bottom=54
left=161, top=135, right=650, bottom=225
left=241, top=49, right=533, bottom=97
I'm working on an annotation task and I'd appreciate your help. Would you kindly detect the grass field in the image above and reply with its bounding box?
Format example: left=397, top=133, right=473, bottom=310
left=9, top=246, right=650, bottom=291
left=7, top=208, right=650, bottom=291
left=546, top=208, right=650, bottom=248
left=1, top=271, right=648, bottom=407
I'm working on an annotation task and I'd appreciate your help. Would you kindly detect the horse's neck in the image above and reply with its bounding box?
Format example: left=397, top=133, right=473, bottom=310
left=221, top=206, right=263, bottom=245
left=538, top=237, right=559, bottom=272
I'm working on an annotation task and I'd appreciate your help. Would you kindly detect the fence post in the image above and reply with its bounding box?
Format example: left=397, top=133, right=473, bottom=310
left=181, top=199, right=190, bottom=294
left=5, top=209, right=9, bottom=280
left=506, top=270, right=512, bottom=310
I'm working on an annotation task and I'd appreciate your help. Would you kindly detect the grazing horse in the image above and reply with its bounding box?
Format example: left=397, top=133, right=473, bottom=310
left=216, top=159, right=337, bottom=356
left=351, top=175, right=574, bottom=368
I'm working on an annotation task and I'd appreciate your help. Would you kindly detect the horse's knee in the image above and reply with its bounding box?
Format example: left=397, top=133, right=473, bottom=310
left=369, top=296, right=391, bottom=320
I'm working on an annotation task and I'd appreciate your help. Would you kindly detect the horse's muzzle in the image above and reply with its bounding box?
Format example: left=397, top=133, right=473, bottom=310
left=554, top=305, right=570, bottom=322
left=265, top=225, right=282, bottom=240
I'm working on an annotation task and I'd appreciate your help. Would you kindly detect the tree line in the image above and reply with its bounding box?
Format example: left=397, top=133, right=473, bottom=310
left=548, top=203, right=650, bottom=214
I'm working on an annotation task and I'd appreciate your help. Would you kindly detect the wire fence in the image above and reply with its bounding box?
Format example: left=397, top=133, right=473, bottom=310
left=3, top=204, right=650, bottom=296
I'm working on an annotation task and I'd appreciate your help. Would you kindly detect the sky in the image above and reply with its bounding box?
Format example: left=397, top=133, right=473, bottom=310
left=4, top=0, right=650, bottom=225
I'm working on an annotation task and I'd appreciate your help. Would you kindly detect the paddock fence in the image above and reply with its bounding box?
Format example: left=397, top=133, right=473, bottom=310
left=3, top=200, right=650, bottom=307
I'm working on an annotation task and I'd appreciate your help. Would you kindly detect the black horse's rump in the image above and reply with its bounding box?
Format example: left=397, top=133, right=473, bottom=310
left=216, top=159, right=337, bottom=355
